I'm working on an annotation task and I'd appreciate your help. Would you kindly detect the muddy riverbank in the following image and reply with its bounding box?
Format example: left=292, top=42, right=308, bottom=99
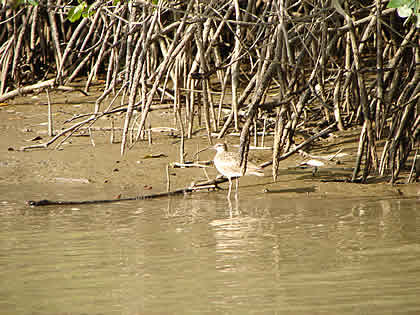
left=1, top=91, right=419, bottom=205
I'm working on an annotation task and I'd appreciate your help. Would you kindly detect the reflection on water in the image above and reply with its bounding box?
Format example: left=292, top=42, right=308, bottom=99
left=0, top=192, right=419, bottom=314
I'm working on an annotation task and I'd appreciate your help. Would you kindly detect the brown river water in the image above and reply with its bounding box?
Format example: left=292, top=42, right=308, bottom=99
left=1, top=92, right=419, bottom=314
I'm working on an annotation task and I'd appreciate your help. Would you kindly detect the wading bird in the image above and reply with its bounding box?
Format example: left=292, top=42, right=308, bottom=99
left=212, top=143, right=264, bottom=196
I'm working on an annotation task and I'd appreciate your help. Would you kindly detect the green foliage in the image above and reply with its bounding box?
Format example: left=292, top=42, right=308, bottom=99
left=387, top=0, right=420, bottom=27
left=67, top=0, right=95, bottom=23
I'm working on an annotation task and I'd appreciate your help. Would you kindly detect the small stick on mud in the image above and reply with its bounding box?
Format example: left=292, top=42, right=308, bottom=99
left=147, top=126, right=152, bottom=145
left=407, top=150, right=418, bottom=184
left=110, top=118, right=115, bottom=144
left=46, top=89, right=54, bottom=137
left=262, top=116, right=267, bottom=147
left=166, top=164, right=171, bottom=192
left=88, top=127, right=95, bottom=147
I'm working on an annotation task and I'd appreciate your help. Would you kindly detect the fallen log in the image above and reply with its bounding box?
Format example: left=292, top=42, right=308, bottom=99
left=27, top=177, right=227, bottom=207
left=0, top=79, right=87, bottom=102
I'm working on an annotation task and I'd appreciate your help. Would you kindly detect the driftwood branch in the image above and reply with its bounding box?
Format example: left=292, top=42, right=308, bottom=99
left=27, top=177, right=228, bottom=207
left=0, top=79, right=88, bottom=102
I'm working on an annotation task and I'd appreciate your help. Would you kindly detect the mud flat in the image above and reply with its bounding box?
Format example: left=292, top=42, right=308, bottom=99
left=1, top=92, right=419, bottom=205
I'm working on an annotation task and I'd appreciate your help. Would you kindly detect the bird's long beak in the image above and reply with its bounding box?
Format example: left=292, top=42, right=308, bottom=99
left=193, top=146, right=212, bottom=159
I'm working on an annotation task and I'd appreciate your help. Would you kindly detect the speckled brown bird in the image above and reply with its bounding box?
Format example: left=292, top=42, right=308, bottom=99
left=213, top=143, right=264, bottom=195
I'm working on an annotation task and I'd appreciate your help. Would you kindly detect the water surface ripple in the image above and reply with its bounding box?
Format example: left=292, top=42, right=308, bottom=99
left=0, top=195, right=419, bottom=314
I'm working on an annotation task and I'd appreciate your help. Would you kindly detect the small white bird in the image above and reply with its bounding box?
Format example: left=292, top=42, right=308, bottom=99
left=299, top=159, right=325, bottom=176
left=213, top=143, right=264, bottom=195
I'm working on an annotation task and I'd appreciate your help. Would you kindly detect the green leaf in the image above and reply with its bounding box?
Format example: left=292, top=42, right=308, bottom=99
left=82, top=4, right=95, bottom=18
left=408, top=0, right=418, bottom=9
left=68, top=4, right=83, bottom=22
left=387, top=0, right=406, bottom=8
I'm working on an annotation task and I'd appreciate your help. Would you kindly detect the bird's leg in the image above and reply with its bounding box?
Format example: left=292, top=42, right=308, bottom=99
left=227, top=197, right=233, bottom=218
left=234, top=192, right=239, bottom=215
left=235, top=178, right=239, bottom=194
left=227, top=177, right=232, bottom=197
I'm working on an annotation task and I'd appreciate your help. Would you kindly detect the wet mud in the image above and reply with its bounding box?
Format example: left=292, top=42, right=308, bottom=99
left=1, top=90, right=419, bottom=204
